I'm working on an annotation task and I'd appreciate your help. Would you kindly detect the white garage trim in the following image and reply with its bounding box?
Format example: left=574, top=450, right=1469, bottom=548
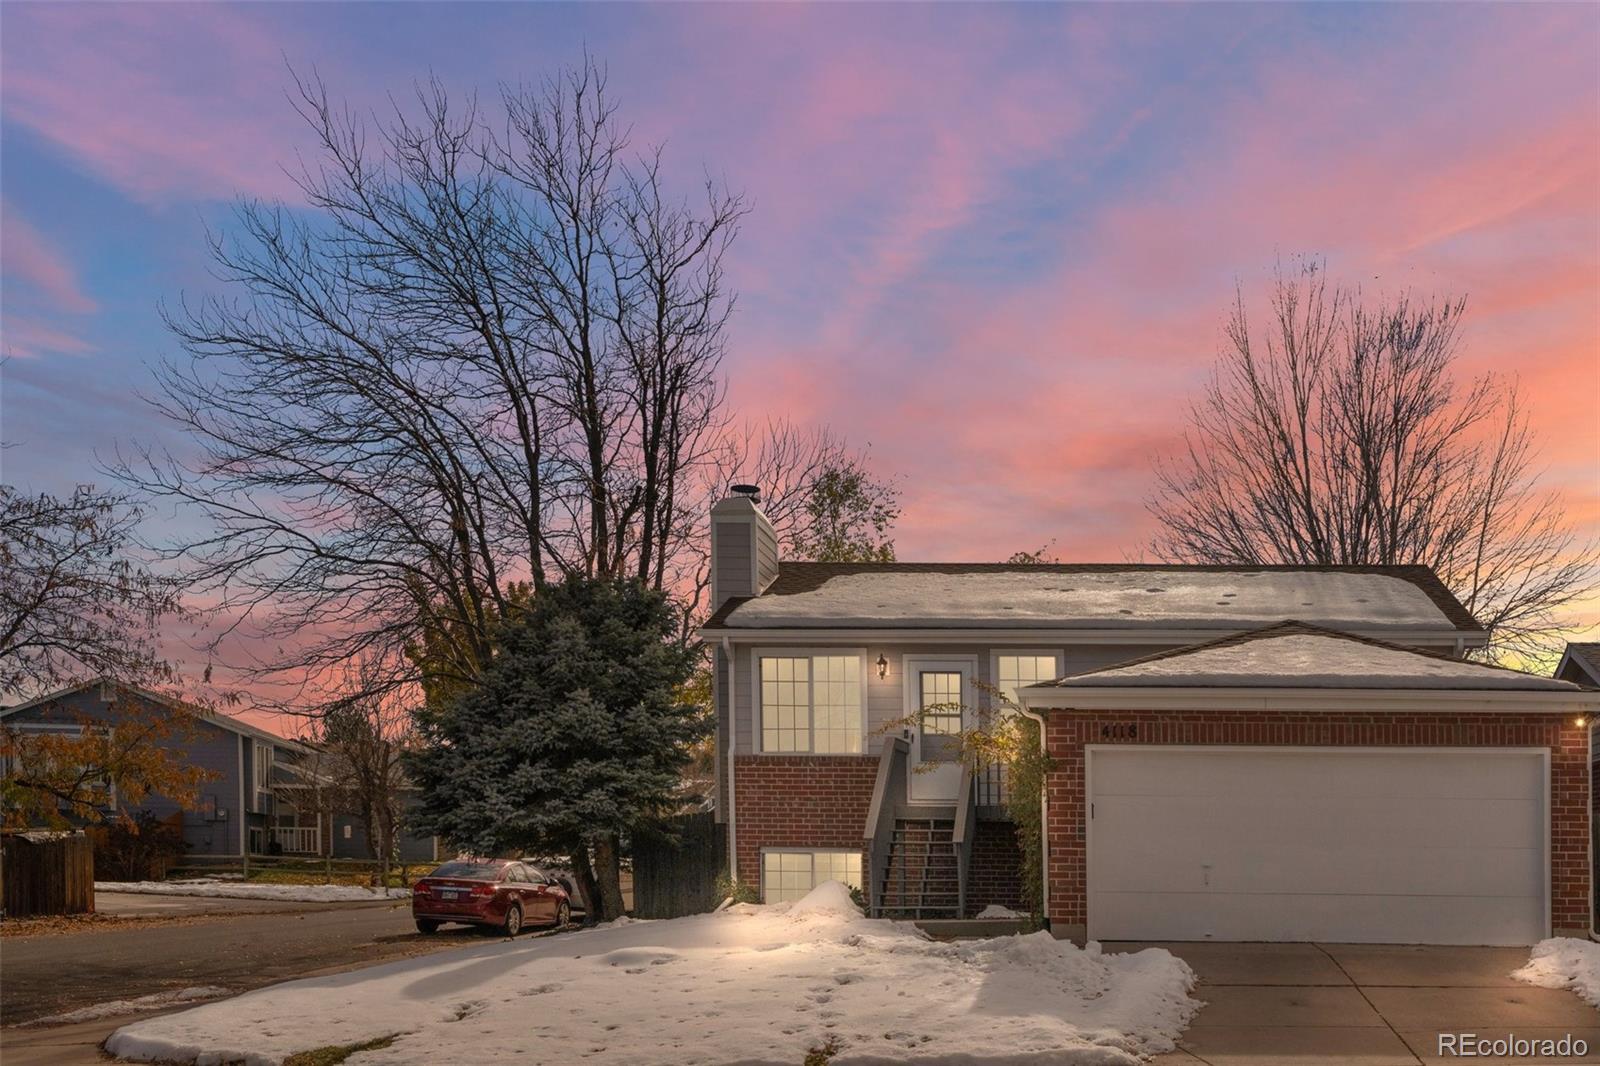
left=1085, top=745, right=1551, bottom=946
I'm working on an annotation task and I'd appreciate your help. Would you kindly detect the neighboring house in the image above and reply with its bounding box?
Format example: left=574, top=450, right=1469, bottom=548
left=329, top=793, right=440, bottom=864
left=699, top=487, right=1599, bottom=946
left=0, top=680, right=441, bottom=863
left=1557, top=643, right=1600, bottom=688
left=1, top=679, right=312, bottom=858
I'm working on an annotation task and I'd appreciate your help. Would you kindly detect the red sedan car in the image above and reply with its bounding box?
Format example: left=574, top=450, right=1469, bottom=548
left=412, top=859, right=572, bottom=936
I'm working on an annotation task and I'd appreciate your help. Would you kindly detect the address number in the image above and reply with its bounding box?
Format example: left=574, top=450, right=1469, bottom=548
left=1100, top=723, right=1138, bottom=739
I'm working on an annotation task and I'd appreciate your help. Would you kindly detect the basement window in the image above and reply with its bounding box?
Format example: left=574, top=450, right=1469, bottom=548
left=760, top=849, right=862, bottom=904
left=757, top=654, right=864, bottom=754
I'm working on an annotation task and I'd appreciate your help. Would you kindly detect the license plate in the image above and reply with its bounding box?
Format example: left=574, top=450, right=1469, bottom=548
left=439, top=889, right=460, bottom=900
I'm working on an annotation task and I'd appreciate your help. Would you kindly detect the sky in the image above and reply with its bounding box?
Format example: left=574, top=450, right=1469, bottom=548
left=2, top=2, right=1598, bottom=708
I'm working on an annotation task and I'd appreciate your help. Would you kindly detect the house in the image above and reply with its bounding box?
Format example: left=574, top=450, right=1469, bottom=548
left=0, top=680, right=439, bottom=863
left=2, top=679, right=316, bottom=857
left=699, top=487, right=1598, bottom=946
left=1556, top=643, right=1600, bottom=688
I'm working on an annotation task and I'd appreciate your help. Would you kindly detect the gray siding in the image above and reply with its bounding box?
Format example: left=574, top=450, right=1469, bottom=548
left=754, top=521, right=779, bottom=593
left=4, top=688, right=245, bottom=856
left=330, top=795, right=439, bottom=863
left=712, top=519, right=754, bottom=602
left=726, top=641, right=1174, bottom=758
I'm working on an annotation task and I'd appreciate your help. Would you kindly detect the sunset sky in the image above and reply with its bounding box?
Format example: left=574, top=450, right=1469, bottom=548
left=2, top=2, right=1597, bottom=701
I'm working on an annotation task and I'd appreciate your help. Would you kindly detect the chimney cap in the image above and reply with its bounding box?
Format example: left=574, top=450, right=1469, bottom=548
left=729, top=483, right=761, bottom=503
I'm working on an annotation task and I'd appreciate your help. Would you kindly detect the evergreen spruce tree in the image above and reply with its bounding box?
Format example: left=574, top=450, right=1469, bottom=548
left=407, top=577, right=703, bottom=920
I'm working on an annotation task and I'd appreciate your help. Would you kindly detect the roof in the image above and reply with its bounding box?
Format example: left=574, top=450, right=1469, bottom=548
left=1556, top=643, right=1600, bottom=687
left=1033, top=622, right=1583, bottom=692
left=702, top=563, right=1483, bottom=636
left=0, top=678, right=312, bottom=752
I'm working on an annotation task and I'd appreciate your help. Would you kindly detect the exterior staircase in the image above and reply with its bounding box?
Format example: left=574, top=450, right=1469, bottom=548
left=877, top=817, right=960, bottom=919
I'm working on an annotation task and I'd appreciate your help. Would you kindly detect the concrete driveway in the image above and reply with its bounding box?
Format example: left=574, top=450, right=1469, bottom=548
left=1116, top=942, right=1600, bottom=1066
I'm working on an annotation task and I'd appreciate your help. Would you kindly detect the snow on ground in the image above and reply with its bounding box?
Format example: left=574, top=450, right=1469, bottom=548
left=96, top=880, right=409, bottom=902
left=107, top=881, right=1200, bottom=1066
left=1513, top=938, right=1600, bottom=1007
left=975, top=904, right=1026, bottom=919
left=22, top=987, right=231, bottom=1027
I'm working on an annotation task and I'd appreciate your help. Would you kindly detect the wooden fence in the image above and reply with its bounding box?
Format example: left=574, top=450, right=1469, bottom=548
left=631, top=811, right=725, bottom=919
left=1, top=831, right=95, bottom=918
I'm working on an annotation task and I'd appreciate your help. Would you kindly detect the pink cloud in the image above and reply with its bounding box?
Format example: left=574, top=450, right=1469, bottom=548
left=0, top=4, right=310, bottom=202
left=2, top=203, right=96, bottom=314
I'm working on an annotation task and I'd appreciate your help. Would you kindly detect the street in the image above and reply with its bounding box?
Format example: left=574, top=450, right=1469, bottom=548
left=1, top=893, right=484, bottom=1064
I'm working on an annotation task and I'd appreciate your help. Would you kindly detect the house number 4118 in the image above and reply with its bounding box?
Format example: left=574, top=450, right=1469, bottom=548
left=1100, top=723, right=1138, bottom=739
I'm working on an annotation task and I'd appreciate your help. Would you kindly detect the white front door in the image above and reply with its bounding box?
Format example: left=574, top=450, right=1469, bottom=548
left=903, top=658, right=973, bottom=804
left=1086, top=746, right=1548, bottom=945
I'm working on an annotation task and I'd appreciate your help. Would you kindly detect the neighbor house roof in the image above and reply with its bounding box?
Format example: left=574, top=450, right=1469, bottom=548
left=701, top=563, right=1483, bottom=637
left=1033, top=622, right=1581, bottom=692
left=0, top=678, right=312, bottom=753
left=1556, top=643, right=1600, bottom=687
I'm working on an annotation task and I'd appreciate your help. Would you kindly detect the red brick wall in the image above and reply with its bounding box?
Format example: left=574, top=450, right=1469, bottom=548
left=732, top=755, right=878, bottom=893
left=967, top=819, right=1025, bottom=916
left=1044, top=711, right=1592, bottom=936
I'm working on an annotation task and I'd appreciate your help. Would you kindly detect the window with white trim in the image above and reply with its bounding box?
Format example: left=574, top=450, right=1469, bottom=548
left=251, top=742, right=274, bottom=812
left=758, top=654, right=862, bottom=753
left=995, top=654, right=1060, bottom=708
left=918, top=670, right=964, bottom=734
left=761, top=849, right=862, bottom=903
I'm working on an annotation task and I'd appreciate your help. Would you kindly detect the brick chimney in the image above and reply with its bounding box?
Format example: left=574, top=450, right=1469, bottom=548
left=710, top=484, right=779, bottom=609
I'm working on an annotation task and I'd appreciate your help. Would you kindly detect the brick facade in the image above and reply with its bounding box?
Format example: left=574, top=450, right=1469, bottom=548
left=732, top=755, right=878, bottom=892
left=1043, top=710, right=1592, bottom=938
left=966, top=819, right=1025, bottom=916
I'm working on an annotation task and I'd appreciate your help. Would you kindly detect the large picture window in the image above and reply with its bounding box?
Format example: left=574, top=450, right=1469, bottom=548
left=758, top=654, right=863, bottom=753
left=761, top=849, right=862, bottom=903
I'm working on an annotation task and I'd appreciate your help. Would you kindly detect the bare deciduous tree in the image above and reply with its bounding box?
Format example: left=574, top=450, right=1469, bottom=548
left=116, top=61, right=848, bottom=708
left=0, top=483, right=182, bottom=696
left=1148, top=259, right=1597, bottom=663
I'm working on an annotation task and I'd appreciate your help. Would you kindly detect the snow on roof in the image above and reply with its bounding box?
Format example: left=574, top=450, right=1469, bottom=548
left=713, top=565, right=1468, bottom=632
left=1041, top=625, right=1581, bottom=691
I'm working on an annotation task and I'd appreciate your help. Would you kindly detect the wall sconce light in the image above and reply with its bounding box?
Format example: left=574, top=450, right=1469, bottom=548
left=1576, top=715, right=1588, bottom=729
left=876, top=654, right=889, bottom=680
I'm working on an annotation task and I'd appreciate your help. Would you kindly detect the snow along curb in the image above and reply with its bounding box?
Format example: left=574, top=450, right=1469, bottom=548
left=95, top=880, right=410, bottom=902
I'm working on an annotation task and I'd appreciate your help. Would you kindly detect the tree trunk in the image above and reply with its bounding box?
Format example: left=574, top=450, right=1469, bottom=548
left=591, top=831, right=627, bottom=921
left=569, top=843, right=600, bottom=922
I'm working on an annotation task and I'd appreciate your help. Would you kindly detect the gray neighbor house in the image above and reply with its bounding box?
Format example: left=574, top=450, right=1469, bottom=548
left=0, top=679, right=439, bottom=864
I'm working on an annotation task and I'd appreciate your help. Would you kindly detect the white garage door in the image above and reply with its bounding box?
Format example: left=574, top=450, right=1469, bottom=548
left=1087, top=747, right=1547, bottom=946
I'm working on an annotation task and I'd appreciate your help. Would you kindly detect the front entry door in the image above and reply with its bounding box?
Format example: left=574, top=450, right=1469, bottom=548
left=904, top=658, right=973, bottom=804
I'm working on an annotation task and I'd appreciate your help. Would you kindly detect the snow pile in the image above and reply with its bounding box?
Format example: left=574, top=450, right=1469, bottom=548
left=96, top=880, right=409, bottom=902
left=1512, top=938, right=1600, bottom=1007
left=107, top=881, right=1200, bottom=1066
left=975, top=904, right=1026, bottom=919
left=22, top=987, right=230, bottom=1027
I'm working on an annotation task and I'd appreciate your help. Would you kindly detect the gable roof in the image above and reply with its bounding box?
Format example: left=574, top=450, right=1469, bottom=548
left=1556, top=643, right=1600, bottom=687
left=702, top=563, right=1483, bottom=638
left=1033, top=622, right=1581, bottom=692
left=0, top=678, right=312, bottom=753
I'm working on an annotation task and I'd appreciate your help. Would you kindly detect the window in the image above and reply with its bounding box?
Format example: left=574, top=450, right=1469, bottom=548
left=995, top=654, right=1061, bottom=709
left=251, top=742, right=274, bottom=812
left=758, top=654, right=862, bottom=753
left=761, top=849, right=862, bottom=904
left=919, top=671, right=963, bottom=735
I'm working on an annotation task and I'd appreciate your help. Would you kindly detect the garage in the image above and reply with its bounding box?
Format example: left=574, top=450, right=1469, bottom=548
left=1019, top=621, right=1597, bottom=945
left=1086, top=746, right=1547, bottom=945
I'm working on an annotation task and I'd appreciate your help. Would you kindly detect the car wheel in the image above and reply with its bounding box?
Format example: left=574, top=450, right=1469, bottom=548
left=502, top=902, right=523, bottom=937
left=556, top=901, right=571, bottom=928
left=415, top=919, right=440, bottom=935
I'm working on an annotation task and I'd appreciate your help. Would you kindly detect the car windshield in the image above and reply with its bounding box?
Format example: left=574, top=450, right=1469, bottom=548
left=427, top=862, right=503, bottom=880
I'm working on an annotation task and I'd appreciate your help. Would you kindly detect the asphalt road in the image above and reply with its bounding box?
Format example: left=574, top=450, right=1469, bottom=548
left=0, top=896, right=478, bottom=1027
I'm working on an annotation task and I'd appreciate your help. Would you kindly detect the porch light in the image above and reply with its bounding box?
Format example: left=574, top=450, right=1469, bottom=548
left=1576, top=716, right=1588, bottom=728
left=876, top=654, right=889, bottom=680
